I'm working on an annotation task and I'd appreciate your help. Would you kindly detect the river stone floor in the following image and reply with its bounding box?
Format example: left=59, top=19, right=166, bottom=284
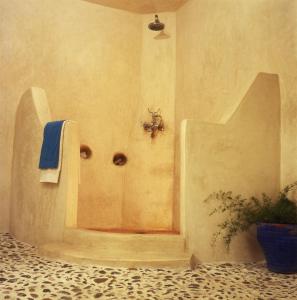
left=0, top=233, right=297, bottom=300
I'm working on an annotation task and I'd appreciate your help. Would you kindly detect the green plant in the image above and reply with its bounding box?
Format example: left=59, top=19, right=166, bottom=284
left=205, top=182, right=297, bottom=249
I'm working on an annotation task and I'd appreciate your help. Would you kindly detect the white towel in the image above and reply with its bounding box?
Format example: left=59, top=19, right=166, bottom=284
left=39, top=121, right=66, bottom=183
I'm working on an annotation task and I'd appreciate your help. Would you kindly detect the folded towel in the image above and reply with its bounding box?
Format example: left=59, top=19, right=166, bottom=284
left=39, top=120, right=65, bottom=169
left=39, top=120, right=66, bottom=183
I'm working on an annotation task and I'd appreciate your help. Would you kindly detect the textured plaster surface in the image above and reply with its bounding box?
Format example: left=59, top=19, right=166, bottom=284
left=176, top=0, right=297, bottom=185
left=10, top=88, right=79, bottom=245
left=175, top=0, right=297, bottom=260
left=77, top=12, right=176, bottom=231
left=0, top=0, right=177, bottom=233
left=0, top=0, right=297, bottom=264
left=182, top=74, right=280, bottom=262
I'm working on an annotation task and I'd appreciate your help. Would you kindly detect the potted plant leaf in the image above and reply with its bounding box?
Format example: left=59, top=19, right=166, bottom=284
left=205, top=182, right=297, bottom=273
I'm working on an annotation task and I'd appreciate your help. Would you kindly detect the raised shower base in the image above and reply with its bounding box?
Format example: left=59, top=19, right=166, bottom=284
left=39, top=228, right=190, bottom=268
left=85, top=227, right=180, bottom=234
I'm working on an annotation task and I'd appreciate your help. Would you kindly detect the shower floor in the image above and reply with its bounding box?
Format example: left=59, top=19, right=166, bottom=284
left=1, top=233, right=297, bottom=299
left=84, top=227, right=179, bottom=234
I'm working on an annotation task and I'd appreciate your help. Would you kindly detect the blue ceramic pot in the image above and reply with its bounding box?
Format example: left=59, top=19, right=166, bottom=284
left=257, top=223, right=297, bottom=273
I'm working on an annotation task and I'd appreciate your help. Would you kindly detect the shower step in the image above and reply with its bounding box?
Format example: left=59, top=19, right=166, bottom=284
left=62, top=228, right=187, bottom=254
left=39, top=242, right=190, bottom=268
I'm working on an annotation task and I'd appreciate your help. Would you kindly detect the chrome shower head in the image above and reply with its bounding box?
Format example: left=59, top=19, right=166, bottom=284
left=148, top=15, right=165, bottom=31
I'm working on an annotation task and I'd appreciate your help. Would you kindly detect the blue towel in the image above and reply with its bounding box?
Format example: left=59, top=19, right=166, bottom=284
left=39, top=120, right=65, bottom=169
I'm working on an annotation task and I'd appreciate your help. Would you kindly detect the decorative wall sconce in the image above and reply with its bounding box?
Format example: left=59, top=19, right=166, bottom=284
left=143, top=108, right=164, bottom=139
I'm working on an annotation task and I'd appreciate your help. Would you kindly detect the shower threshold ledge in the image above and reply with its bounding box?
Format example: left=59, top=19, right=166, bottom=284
left=39, top=228, right=190, bottom=268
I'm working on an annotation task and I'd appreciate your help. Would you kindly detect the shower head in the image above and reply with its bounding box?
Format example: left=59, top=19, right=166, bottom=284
left=148, top=15, right=165, bottom=31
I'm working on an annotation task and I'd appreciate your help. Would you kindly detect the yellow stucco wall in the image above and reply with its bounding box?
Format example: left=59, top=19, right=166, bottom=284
left=176, top=0, right=296, bottom=261
left=0, top=0, right=136, bottom=232
left=0, top=0, right=296, bottom=263
left=77, top=12, right=176, bottom=231
left=176, top=0, right=297, bottom=183
left=10, top=88, right=80, bottom=245
left=176, top=0, right=296, bottom=123
left=0, top=0, right=177, bottom=232
left=180, top=73, right=280, bottom=262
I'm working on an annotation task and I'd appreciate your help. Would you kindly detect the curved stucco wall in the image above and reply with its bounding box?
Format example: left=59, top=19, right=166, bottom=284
left=180, top=73, right=280, bottom=262
left=0, top=0, right=177, bottom=233
left=176, top=0, right=297, bottom=183
left=77, top=13, right=176, bottom=232
left=10, top=87, right=79, bottom=245
left=0, top=0, right=296, bottom=264
left=175, top=0, right=297, bottom=261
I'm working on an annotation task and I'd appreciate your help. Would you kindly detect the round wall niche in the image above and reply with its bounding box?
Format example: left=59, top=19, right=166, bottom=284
left=113, top=153, right=127, bottom=166
left=80, top=144, right=92, bottom=159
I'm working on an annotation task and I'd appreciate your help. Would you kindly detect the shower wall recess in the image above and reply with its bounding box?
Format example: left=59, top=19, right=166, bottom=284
left=77, top=12, right=177, bottom=233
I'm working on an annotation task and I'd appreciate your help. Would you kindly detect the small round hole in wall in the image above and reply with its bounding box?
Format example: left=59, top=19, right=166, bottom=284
left=113, top=153, right=127, bottom=166
left=80, top=145, right=92, bottom=159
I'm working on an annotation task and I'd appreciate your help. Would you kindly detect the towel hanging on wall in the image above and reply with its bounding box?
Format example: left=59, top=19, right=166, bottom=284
left=39, top=120, right=66, bottom=183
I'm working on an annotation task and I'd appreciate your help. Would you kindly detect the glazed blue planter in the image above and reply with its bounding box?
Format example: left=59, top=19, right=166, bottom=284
left=257, top=223, right=297, bottom=273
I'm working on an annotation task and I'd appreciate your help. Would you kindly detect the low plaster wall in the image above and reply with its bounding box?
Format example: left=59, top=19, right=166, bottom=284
left=10, top=87, right=79, bottom=245
left=181, top=73, right=280, bottom=262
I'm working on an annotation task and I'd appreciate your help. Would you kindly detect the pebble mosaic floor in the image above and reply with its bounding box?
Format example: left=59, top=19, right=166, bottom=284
left=0, top=233, right=297, bottom=300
